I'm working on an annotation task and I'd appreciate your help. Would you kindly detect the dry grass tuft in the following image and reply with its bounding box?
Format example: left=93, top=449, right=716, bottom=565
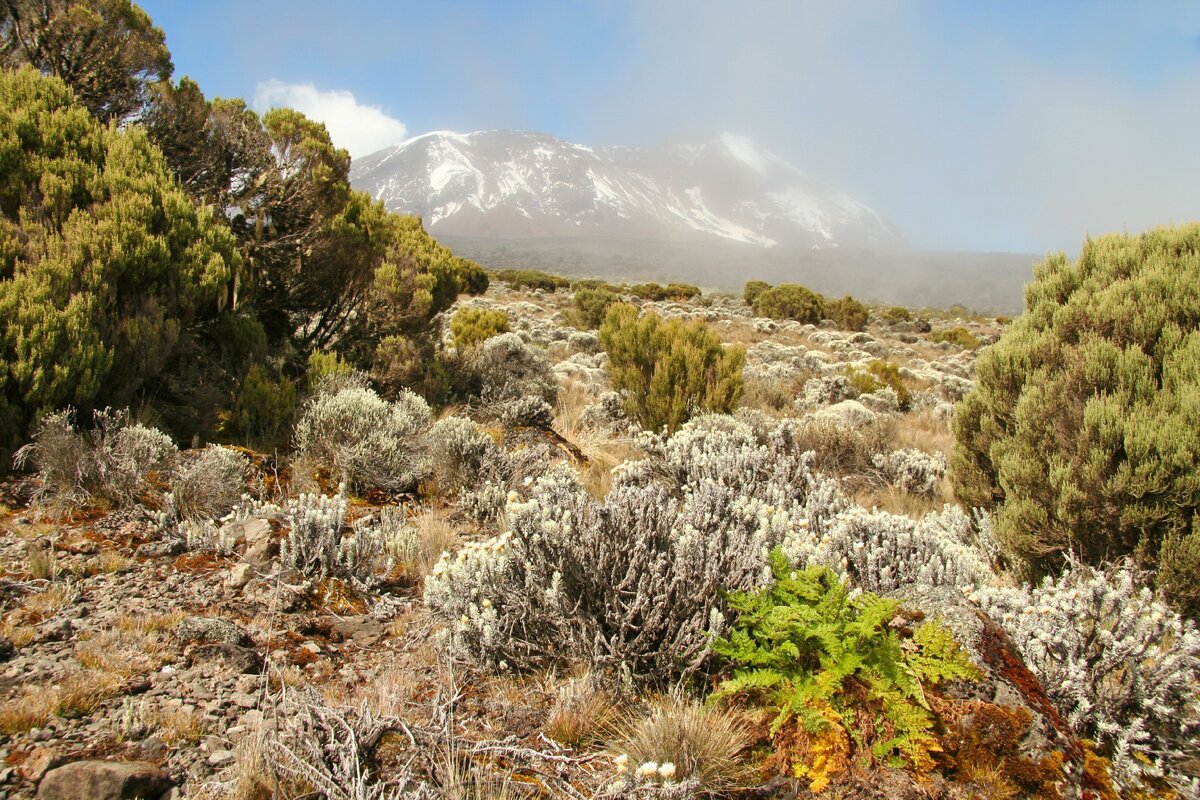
left=54, top=669, right=125, bottom=718
left=611, top=696, right=754, bottom=793
left=891, top=408, right=956, bottom=457
left=0, top=685, right=52, bottom=734
left=1, top=618, right=36, bottom=648
left=93, top=549, right=133, bottom=574
left=552, top=381, right=640, bottom=498
left=544, top=673, right=621, bottom=750
left=23, top=582, right=77, bottom=615
left=76, top=625, right=172, bottom=676
left=151, top=706, right=210, bottom=745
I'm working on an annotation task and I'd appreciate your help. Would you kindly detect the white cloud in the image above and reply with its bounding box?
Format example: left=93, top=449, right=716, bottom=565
left=253, top=79, right=407, bottom=159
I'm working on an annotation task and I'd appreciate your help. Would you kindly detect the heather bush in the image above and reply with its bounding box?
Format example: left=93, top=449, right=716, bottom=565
left=882, top=305, right=912, bottom=323
left=600, top=303, right=744, bottom=433
left=449, top=306, right=509, bottom=349
left=743, top=280, right=771, bottom=306
left=14, top=408, right=178, bottom=512
left=953, top=225, right=1200, bottom=617
left=825, top=295, right=870, bottom=331
left=170, top=445, right=249, bottom=521
left=491, top=268, right=570, bottom=292
left=227, top=364, right=298, bottom=450
left=973, top=560, right=1200, bottom=793
left=929, top=326, right=981, bottom=349
left=752, top=283, right=824, bottom=324
left=567, top=286, right=621, bottom=329
left=846, top=360, right=909, bottom=409
left=293, top=386, right=431, bottom=493
left=464, top=332, right=558, bottom=406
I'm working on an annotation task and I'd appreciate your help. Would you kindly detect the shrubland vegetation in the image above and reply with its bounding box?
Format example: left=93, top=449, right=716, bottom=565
left=1, top=4, right=1198, bottom=798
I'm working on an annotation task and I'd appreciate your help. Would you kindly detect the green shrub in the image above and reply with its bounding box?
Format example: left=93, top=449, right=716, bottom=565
left=450, top=307, right=509, bottom=349
left=306, top=350, right=353, bottom=392
left=743, top=280, right=771, bottom=306
left=826, top=295, right=870, bottom=331
left=570, top=278, right=620, bottom=292
left=882, top=305, right=912, bottom=323
left=599, top=303, right=744, bottom=432
left=929, top=327, right=981, bottom=349
left=713, top=549, right=978, bottom=792
left=0, top=67, right=238, bottom=453
left=568, top=287, right=621, bottom=329
left=846, top=360, right=909, bottom=409
left=665, top=282, right=702, bottom=300
left=952, top=224, right=1200, bottom=617
left=225, top=365, right=297, bottom=450
left=752, top=283, right=825, bottom=324
left=491, top=269, right=570, bottom=292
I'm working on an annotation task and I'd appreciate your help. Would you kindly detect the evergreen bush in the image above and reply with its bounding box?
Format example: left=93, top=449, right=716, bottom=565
left=752, top=283, right=825, bottom=324
left=449, top=307, right=509, bottom=349
left=599, top=303, right=744, bottom=432
left=952, top=224, right=1200, bottom=617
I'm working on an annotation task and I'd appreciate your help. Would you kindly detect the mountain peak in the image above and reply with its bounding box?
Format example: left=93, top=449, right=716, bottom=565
left=350, top=129, right=900, bottom=250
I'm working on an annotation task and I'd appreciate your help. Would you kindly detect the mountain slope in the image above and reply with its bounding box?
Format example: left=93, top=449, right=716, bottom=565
left=351, top=130, right=900, bottom=250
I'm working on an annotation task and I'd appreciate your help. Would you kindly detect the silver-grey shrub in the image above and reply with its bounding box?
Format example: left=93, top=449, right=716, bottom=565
left=280, top=490, right=383, bottom=585
left=425, top=413, right=842, bottom=684
left=14, top=408, right=178, bottom=511
left=427, top=415, right=549, bottom=522
left=293, top=386, right=432, bottom=492
left=784, top=504, right=993, bottom=594
left=973, top=561, right=1200, bottom=794
left=466, top=332, right=558, bottom=406
left=870, top=447, right=947, bottom=496
left=170, top=445, right=249, bottom=521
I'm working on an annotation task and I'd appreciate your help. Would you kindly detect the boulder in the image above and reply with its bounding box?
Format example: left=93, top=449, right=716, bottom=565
left=36, top=760, right=172, bottom=800
left=177, top=617, right=250, bottom=647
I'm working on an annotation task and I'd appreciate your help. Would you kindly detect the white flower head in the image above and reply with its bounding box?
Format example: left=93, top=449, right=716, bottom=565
left=636, top=761, right=659, bottom=780
left=613, top=753, right=629, bottom=774
left=658, top=762, right=676, bottom=780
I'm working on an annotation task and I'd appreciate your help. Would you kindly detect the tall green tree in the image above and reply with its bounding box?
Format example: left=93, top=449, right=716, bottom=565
left=952, top=224, right=1200, bottom=617
left=0, top=66, right=238, bottom=452
left=0, top=0, right=172, bottom=123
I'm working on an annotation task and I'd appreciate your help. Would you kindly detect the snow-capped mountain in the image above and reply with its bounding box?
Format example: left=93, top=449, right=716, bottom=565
left=350, top=130, right=900, bottom=250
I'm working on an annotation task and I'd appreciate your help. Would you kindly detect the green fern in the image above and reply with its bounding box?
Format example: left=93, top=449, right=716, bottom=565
left=712, top=547, right=981, bottom=786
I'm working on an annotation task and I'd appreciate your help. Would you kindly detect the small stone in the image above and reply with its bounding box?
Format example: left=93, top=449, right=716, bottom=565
left=230, top=691, right=257, bottom=709
left=18, top=747, right=63, bottom=783
left=206, top=750, right=234, bottom=768
left=186, top=643, right=260, bottom=675
left=226, top=563, right=253, bottom=589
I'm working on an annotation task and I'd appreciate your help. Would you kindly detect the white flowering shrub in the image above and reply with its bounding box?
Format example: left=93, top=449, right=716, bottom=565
left=426, top=414, right=857, bottom=684
left=280, top=490, right=382, bottom=585
left=973, top=561, right=1200, bottom=793
left=871, top=448, right=947, bottom=496
left=170, top=445, right=249, bottom=520
left=426, top=466, right=786, bottom=683
left=427, top=415, right=549, bottom=521
left=14, top=407, right=178, bottom=510
left=293, top=386, right=432, bottom=492
left=784, top=504, right=993, bottom=595
left=501, top=396, right=554, bottom=429
left=800, top=374, right=855, bottom=407
left=466, top=332, right=558, bottom=405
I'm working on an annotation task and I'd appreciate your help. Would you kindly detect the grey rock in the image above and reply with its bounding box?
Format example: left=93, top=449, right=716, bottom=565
left=177, top=617, right=250, bottom=647
left=36, top=760, right=172, bottom=800
left=185, top=643, right=261, bottom=675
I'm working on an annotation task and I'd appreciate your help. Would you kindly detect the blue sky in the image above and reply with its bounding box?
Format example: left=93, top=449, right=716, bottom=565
left=139, top=1, right=1200, bottom=254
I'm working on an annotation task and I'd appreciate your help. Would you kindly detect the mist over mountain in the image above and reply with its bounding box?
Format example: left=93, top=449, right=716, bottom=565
left=351, top=130, right=899, bottom=249
left=351, top=129, right=1034, bottom=312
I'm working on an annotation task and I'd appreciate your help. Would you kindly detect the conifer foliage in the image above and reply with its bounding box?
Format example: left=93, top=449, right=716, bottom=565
left=953, top=224, right=1200, bottom=617
left=599, top=302, right=744, bottom=432
left=0, top=66, right=238, bottom=453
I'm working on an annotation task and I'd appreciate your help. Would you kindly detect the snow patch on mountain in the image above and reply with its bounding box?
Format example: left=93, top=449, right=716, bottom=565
left=351, top=130, right=900, bottom=250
